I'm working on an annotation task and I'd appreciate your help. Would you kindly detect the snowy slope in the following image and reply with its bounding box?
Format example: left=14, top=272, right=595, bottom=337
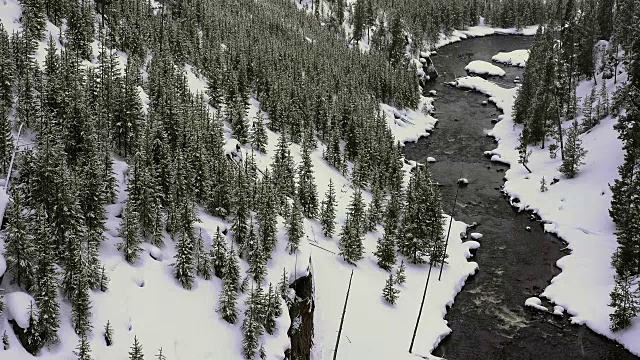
left=454, top=54, right=640, bottom=355
left=0, top=2, right=480, bottom=359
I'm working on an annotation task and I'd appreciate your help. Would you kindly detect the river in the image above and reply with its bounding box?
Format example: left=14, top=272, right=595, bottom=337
left=402, top=35, right=638, bottom=359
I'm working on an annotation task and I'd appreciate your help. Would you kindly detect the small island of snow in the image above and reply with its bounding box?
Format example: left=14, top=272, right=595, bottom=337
left=464, top=60, right=506, bottom=77
left=492, top=49, right=530, bottom=67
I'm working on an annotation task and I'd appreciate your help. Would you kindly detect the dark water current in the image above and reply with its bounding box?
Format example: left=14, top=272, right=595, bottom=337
left=402, top=35, right=638, bottom=360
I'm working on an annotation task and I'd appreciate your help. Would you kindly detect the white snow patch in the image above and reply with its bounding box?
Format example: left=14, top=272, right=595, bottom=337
left=525, top=297, right=548, bottom=312
left=492, top=49, right=530, bottom=67
left=5, top=292, right=36, bottom=329
left=470, top=233, right=483, bottom=240
left=554, top=305, right=565, bottom=316
left=465, top=60, right=506, bottom=77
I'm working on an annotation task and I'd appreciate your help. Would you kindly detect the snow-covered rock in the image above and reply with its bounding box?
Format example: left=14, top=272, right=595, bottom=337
left=457, top=178, right=469, bottom=187
left=470, top=232, right=483, bottom=240
left=429, top=90, right=437, bottom=96
left=525, top=226, right=532, bottom=232
left=481, top=100, right=488, bottom=105
left=525, top=297, right=548, bottom=312
left=0, top=253, right=6, bottom=278
left=491, top=49, right=529, bottom=67
left=149, top=246, right=163, bottom=261
left=464, top=60, right=506, bottom=77
left=5, top=292, right=36, bottom=329
left=465, top=241, right=481, bottom=250
left=427, top=156, right=437, bottom=163
left=553, top=305, right=565, bottom=316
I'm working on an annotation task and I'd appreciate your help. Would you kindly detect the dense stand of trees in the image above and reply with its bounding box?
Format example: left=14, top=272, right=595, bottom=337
left=512, top=0, right=639, bottom=331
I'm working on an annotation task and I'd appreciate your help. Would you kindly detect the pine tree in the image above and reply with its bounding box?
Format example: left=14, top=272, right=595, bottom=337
left=2, top=331, right=8, bottom=350
left=298, top=142, right=319, bottom=218
left=251, top=111, right=268, bottom=153
left=174, top=229, right=195, bottom=290
left=194, top=230, right=212, bottom=280
left=156, top=348, right=167, bottom=360
left=99, top=265, right=109, bottom=292
left=609, top=272, right=639, bottom=332
left=74, top=335, right=93, bottom=360
left=540, top=176, right=548, bottom=192
left=247, top=221, right=267, bottom=283
left=257, top=171, right=278, bottom=256
left=271, top=134, right=296, bottom=200
left=263, top=283, right=281, bottom=335
left=346, top=187, right=366, bottom=235
left=374, top=232, right=396, bottom=271
left=224, top=244, right=241, bottom=291
left=71, top=273, right=93, bottom=336
left=104, top=320, right=113, bottom=346
left=278, top=268, right=290, bottom=301
left=382, top=273, right=400, bottom=304
left=319, top=179, right=337, bottom=237
left=559, top=120, right=587, bottom=178
left=242, top=286, right=264, bottom=360
left=118, top=196, right=143, bottom=264
left=129, top=336, right=144, bottom=360
left=4, top=189, right=36, bottom=290
left=210, top=227, right=228, bottom=278
left=24, top=301, right=41, bottom=351
left=217, top=277, right=238, bottom=324
left=286, top=199, right=304, bottom=254
left=338, top=216, right=364, bottom=265
left=395, top=260, right=406, bottom=285
left=34, top=213, right=60, bottom=346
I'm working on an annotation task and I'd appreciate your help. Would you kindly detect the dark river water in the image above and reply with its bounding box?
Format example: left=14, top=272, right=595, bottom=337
left=402, top=35, right=638, bottom=360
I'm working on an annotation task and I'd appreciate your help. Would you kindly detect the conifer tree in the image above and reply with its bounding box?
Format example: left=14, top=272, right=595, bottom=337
left=382, top=273, right=400, bottom=305
left=99, top=265, right=109, bottom=292
left=338, top=216, right=364, bottom=265
left=263, top=283, right=281, bottom=335
left=118, top=199, right=143, bottom=264
left=224, top=244, right=241, bottom=292
left=271, top=134, right=296, bottom=200
left=247, top=221, right=267, bottom=283
left=129, top=336, right=144, bottom=360
left=74, top=335, right=93, bottom=360
left=217, top=277, right=238, bottom=324
left=2, top=331, right=8, bottom=350
left=242, top=286, right=264, bottom=360
left=374, top=232, right=396, bottom=271
left=4, top=189, right=36, bottom=289
left=34, top=214, right=60, bottom=346
left=251, top=111, right=268, bottom=153
left=559, top=120, right=587, bottom=178
left=286, top=199, right=304, bottom=254
left=156, top=348, right=167, bottom=360
left=609, top=272, right=639, bottom=332
left=194, top=230, right=212, bottom=280
left=104, top=320, right=113, bottom=346
left=395, top=260, right=406, bottom=285
left=71, top=273, right=93, bottom=337
left=174, top=229, right=195, bottom=290
left=346, top=187, right=366, bottom=235
left=210, top=227, right=228, bottom=278
left=24, top=301, right=41, bottom=351
left=298, top=140, right=319, bottom=218
left=319, top=179, right=337, bottom=237
left=257, top=171, right=278, bottom=256
left=365, top=183, right=384, bottom=232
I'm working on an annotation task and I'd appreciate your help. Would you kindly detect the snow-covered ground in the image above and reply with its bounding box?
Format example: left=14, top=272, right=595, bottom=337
left=491, top=49, right=529, bottom=67
left=455, top=50, right=640, bottom=355
left=464, top=60, right=506, bottom=77
left=0, top=2, right=481, bottom=359
left=435, top=24, right=538, bottom=50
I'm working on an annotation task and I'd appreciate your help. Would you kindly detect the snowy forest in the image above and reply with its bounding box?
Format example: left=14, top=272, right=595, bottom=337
left=0, top=0, right=638, bottom=359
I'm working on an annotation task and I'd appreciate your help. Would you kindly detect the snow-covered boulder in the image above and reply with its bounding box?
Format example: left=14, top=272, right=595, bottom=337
left=470, top=232, right=483, bottom=240
left=457, top=178, right=469, bottom=187
left=428, top=90, right=437, bottom=96
left=525, top=297, right=548, bottom=312
left=5, top=292, right=36, bottom=329
left=525, top=226, right=532, bottom=232
left=481, top=100, right=488, bottom=106
left=465, top=240, right=481, bottom=250
left=427, top=156, right=437, bottom=163
left=464, top=60, right=506, bottom=77
left=150, top=246, right=163, bottom=261
left=491, top=49, right=529, bottom=67
left=553, top=305, right=565, bottom=316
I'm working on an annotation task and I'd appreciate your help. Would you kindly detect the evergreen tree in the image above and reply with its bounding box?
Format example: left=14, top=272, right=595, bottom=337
left=374, top=232, right=396, bottom=271
left=298, top=141, right=319, bottom=218
left=338, top=216, right=364, bottom=265
left=2, top=331, right=8, bottom=350
left=247, top=221, right=267, bottom=283
left=4, top=189, right=36, bottom=289
left=395, top=260, right=406, bottom=285
left=194, top=230, right=212, bottom=280
left=242, top=286, right=264, bottom=360
left=24, top=301, right=41, bottom=351
left=286, top=199, right=304, bottom=254
left=251, top=111, right=268, bottom=153
left=271, top=134, right=296, bottom=200
left=382, top=273, right=400, bottom=304
left=156, top=348, right=167, bottom=360
left=609, top=272, right=639, bottom=332
left=74, top=335, right=93, bottom=360
left=319, top=179, right=337, bottom=237
left=118, top=200, right=143, bottom=264
left=257, top=171, right=278, bottom=256
left=104, top=320, right=113, bottom=346
left=217, top=277, right=238, bottom=324
left=210, top=227, right=228, bottom=278
left=129, top=336, right=144, bottom=360
left=34, top=214, right=60, bottom=347
left=71, top=273, right=93, bottom=336
left=174, top=229, right=195, bottom=290
left=559, top=120, right=587, bottom=178
left=224, top=244, right=241, bottom=292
